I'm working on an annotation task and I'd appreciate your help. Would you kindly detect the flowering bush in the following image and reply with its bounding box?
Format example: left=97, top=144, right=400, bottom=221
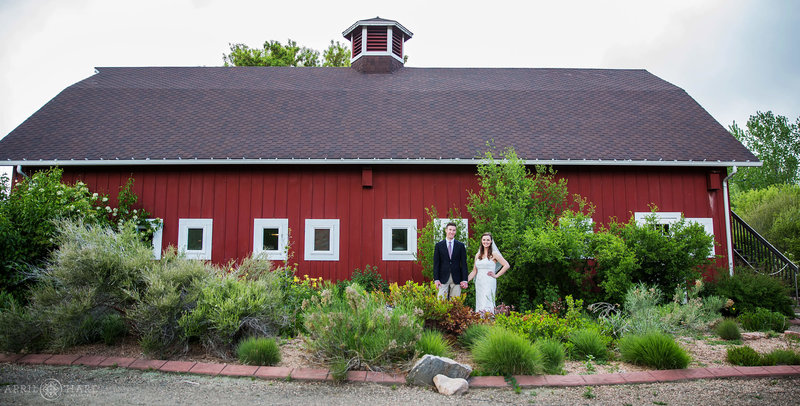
left=303, top=284, right=423, bottom=380
left=494, top=296, right=607, bottom=346
left=377, top=281, right=488, bottom=334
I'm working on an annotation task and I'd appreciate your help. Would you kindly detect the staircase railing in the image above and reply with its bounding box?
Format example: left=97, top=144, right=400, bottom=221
left=730, top=211, right=798, bottom=302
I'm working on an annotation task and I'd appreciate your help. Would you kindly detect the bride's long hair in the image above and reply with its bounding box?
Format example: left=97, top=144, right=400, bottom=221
left=477, top=232, right=494, bottom=261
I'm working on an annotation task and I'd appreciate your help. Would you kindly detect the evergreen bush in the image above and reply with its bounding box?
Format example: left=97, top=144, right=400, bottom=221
left=706, top=271, right=794, bottom=317
left=715, top=319, right=741, bottom=341
left=726, top=346, right=762, bottom=366
left=737, top=307, right=788, bottom=332
left=99, top=314, right=127, bottom=345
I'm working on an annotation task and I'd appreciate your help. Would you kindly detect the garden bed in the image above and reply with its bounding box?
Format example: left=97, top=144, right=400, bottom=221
left=38, top=329, right=800, bottom=377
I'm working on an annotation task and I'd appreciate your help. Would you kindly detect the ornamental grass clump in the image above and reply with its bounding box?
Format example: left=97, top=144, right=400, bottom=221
left=726, top=345, right=762, bottom=366
left=761, top=349, right=800, bottom=366
left=459, top=323, right=491, bottom=350
left=618, top=332, right=691, bottom=369
left=715, top=319, right=741, bottom=341
left=416, top=329, right=453, bottom=358
left=471, top=326, right=544, bottom=376
left=236, top=336, right=281, bottom=366
left=568, top=328, right=610, bottom=361
left=535, top=338, right=566, bottom=375
left=303, top=284, right=422, bottom=381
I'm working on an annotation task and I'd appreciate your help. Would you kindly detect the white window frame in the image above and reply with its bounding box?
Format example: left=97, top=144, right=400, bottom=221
left=634, top=212, right=682, bottom=228
left=178, top=218, right=213, bottom=260
left=253, top=218, right=289, bottom=260
left=146, top=218, right=163, bottom=260
left=304, top=219, right=340, bottom=261
left=686, top=217, right=716, bottom=257
left=382, top=219, right=418, bottom=261
left=635, top=212, right=715, bottom=257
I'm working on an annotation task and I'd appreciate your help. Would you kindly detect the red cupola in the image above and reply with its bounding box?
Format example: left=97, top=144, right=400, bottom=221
left=343, top=17, right=413, bottom=73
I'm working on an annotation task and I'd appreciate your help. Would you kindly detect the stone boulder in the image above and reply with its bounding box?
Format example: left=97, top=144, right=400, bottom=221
left=406, top=355, right=472, bottom=386
left=433, top=374, right=469, bottom=395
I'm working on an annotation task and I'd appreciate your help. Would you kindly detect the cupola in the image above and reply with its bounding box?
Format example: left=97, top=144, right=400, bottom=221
left=342, top=17, right=413, bottom=73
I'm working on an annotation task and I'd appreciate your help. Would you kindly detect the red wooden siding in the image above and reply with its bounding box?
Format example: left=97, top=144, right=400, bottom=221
left=53, top=164, right=730, bottom=283
left=351, top=30, right=362, bottom=57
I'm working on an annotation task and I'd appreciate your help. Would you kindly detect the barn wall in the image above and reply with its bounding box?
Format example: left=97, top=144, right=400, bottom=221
left=54, top=164, right=730, bottom=282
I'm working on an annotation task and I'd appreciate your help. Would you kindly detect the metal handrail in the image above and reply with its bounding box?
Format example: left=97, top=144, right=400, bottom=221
left=730, top=211, right=798, bottom=302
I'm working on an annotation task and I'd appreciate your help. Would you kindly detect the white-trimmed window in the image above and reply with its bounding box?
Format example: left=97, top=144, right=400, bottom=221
left=304, top=219, right=339, bottom=261
left=142, top=219, right=163, bottom=260
left=178, top=219, right=213, bottom=260
left=635, top=212, right=715, bottom=257
left=686, top=217, right=715, bottom=256
left=382, top=219, right=418, bottom=260
left=253, top=218, right=289, bottom=260
left=634, top=212, right=682, bottom=234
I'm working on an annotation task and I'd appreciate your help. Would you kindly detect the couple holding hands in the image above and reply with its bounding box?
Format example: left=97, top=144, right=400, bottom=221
left=432, top=222, right=510, bottom=313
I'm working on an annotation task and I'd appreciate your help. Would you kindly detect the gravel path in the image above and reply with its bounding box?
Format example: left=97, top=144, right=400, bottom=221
left=2, top=364, right=799, bottom=405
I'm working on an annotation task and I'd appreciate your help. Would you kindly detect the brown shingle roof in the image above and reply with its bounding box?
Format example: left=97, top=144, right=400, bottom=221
left=0, top=66, right=758, bottom=165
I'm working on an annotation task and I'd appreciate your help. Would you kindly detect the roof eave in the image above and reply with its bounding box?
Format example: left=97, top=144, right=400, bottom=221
left=5, top=158, right=762, bottom=167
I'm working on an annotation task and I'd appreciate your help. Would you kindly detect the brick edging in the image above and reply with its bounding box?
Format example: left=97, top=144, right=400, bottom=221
left=2, top=353, right=800, bottom=388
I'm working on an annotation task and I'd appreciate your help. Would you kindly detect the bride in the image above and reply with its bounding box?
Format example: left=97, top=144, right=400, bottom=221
left=467, top=232, right=510, bottom=313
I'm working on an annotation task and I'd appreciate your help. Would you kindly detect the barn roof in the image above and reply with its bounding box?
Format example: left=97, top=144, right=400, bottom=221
left=0, top=66, right=758, bottom=167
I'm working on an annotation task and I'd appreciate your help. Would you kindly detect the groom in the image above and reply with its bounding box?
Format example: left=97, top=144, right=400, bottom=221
left=433, top=222, right=468, bottom=300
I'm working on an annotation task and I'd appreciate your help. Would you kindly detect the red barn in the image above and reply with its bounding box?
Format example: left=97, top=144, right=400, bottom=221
left=0, top=17, right=758, bottom=283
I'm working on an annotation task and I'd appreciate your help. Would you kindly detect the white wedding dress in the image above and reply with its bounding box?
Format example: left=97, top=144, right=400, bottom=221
left=474, top=257, right=497, bottom=313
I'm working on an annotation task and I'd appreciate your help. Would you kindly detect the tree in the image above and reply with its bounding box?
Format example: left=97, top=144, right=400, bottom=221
left=729, top=111, right=800, bottom=191
left=223, top=39, right=351, bottom=67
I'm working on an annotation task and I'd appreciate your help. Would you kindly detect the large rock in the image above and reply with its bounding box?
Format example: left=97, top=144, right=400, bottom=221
left=433, top=374, right=469, bottom=395
left=406, top=355, right=472, bottom=386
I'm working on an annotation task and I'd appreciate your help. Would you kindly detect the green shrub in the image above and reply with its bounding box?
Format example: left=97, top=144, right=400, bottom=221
left=706, top=271, right=794, bottom=317
left=304, top=284, right=422, bottom=379
left=349, top=265, right=389, bottom=294
left=495, top=295, right=595, bottom=343
left=618, top=332, right=691, bottom=369
left=416, top=329, right=453, bottom=358
left=726, top=346, right=762, bottom=366
left=0, top=301, right=47, bottom=353
left=761, top=349, right=800, bottom=366
left=715, top=319, right=741, bottom=340
left=737, top=307, right=787, bottom=332
left=535, top=339, right=566, bottom=375
left=179, top=268, right=294, bottom=358
left=0, top=169, right=157, bottom=302
left=731, top=184, right=800, bottom=263
left=127, top=249, right=212, bottom=357
left=236, top=336, right=281, bottom=366
left=568, top=328, right=609, bottom=361
left=471, top=326, right=544, bottom=376
left=606, top=212, right=714, bottom=298
left=99, top=314, right=127, bottom=345
left=459, top=324, right=491, bottom=350
left=379, top=281, right=486, bottom=335
left=25, top=220, right=153, bottom=350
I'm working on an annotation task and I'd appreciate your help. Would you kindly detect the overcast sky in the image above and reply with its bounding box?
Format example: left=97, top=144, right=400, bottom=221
left=1, top=0, right=799, bottom=182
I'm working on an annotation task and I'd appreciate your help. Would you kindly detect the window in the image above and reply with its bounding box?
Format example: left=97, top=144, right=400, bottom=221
left=634, top=212, right=681, bottom=234
left=686, top=217, right=715, bottom=256
left=382, top=219, right=417, bottom=260
left=178, top=219, right=213, bottom=260
left=304, top=219, right=339, bottom=261
left=143, top=219, right=163, bottom=260
left=253, top=219, right=289, bottom=260
left=635, top=212, right=715, bottom=257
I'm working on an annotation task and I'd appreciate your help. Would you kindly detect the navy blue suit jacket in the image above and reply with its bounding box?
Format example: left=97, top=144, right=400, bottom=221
left=433, top=239, right=468, bottom=284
